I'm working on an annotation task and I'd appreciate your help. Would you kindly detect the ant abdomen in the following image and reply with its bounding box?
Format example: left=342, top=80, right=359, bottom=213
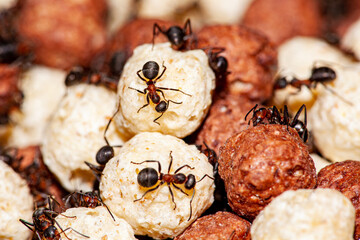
left=137, top=168, right=158, bottom=188
left=155, top=101, right=168, bottom=113
left=185, top=174, right=196, bottom=189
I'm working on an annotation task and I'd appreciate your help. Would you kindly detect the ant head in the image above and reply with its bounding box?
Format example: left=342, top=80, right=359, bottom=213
left=33, top=208, right=46, bottom=219
left=65, top=66, right=84, bottom=87
left=155, top=101, right=168, bottom=113
left=310, top=66, right=336, bottom=83
left=274, top=76, right=288, bottom=90
left=43, top=225, right=58, bottom=239
left=96, top=145, right=114, bottom=165
left=142, top=61, right=159, bottom=80
left=137, top=167, right=159, bottom=188
left=185, top=174, right=196, bottom=190
left=167, top=26, right=185, bottom=48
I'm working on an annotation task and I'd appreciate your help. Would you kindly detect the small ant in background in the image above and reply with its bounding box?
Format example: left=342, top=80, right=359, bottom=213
left=20, top=196, right=89, bottom=240
left=63, top=190, right=115, bottom=221
left=245, top=104, right=309, bottom=142
left=274, top=66, right=352, bottom=105
left=153, top=19, right=194, bottom=50
left=129, top=60, right=191, bottom=125
left=131, top=151, right=214, bottom=221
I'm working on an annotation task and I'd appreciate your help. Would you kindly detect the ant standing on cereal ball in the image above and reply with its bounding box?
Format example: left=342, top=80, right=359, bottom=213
left=153, top=19, right=194, bottom=50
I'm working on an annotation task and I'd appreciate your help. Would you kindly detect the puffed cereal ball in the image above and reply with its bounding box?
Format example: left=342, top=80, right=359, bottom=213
left=42, top=84, right=126, bottom=192
left=115, top=43, right=215, bottom=138
left=55, top=206, right=137, bottom=240
left=342, top=15, right=360, bottom=60
left=0, top=160, right=33, bottom=240
left=100, top=132, right=215, bottom=239
left=251, top=189, right=355, bottom=240
left=137, top=0, right=196, bottom=19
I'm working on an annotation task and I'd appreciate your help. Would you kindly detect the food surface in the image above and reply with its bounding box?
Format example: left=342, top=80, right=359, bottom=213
left=251, top=189, right=355, bottom=240
left=100, top=132, right=215, bottom=239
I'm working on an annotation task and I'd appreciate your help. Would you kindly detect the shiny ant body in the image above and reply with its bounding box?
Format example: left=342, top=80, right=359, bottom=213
left=131, top=151, right=213, bottom=221
left=20, top=196, right=88, bottom=240
left=204, top=47, right=230, bottom=92
left=129, top=61, right=191, bottom=125
left=245, top=104, right=309, bottom=142
left=63, top=190, right=115, bottom=221
left=153, top=19, right=193, bottom=50
left=274, top=66, right=352, bottom=105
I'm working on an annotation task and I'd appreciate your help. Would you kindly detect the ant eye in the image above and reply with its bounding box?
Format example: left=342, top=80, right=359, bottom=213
left=155, top=101, right=168, bottom=113
left=138, top=168, right=158, bottom=188
left=96, top=145, right=114, bottom=165
left=142, top=61, right=159, bottom=80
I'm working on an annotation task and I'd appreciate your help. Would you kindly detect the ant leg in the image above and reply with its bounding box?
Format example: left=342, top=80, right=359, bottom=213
left=136, top=70, right=147, bottom=82
left=197, top=174, right=215, bottom=183
left=168, top=151, right=173, bottom=173
left=134, top=184, right=161, bottom=202
left=244, top=104, right=258, bottom=123
left=321, top=84, right=353, bottom=105
left=157, top=87, right=192, bottom=96
left=290, top=104, right=306, bottom=127
left=171, top=183, right=189, bottom=196
left=152, top=23, right=166, bottom=48
left=167, top=183, right=177, bottom=210
left=187, top=189, right=195, bottom=221
left=174, top=164, right=194, bottom=174
left=128, top=86, right=147, bottom=95
left=103, top=104, right=121, bottom=146
left=59, top=226, right=90, bottom=239
left=19, top=219, right=35, bottom=231
left=101, top=201, right=116, bottom=221
left=131, top=160, right=162, bottom=173
left=84, top=161, right=103, bottom=182
left=153, top=112, right=164, bottom=125
left=183, top=19, right=192, bottom=35
left=154, top=63, right=167, bottom=82
left=137, top=94, right=150, bottom=113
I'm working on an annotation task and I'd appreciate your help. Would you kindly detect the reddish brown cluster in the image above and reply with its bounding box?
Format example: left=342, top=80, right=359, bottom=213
left=197, top=25, right=277, bottom=102
left=317, top=160, right=360, bottom=240
left=218, top=124, right=317, bottom=221
left=15, top=0, right=107, bottom=70
left=174, top=211, right=251, bottom=240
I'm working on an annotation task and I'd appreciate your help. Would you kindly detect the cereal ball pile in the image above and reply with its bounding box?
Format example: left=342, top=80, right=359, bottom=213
left=138, top=0, right=196, bottom=20
left=115, top=43, right=215, bottom=139
left=251, top=189, right=355, bottom=240
left=0, top=160, right=33, bottom=240
left=106, top=0, right=134, bottom=35
left=317, top=160, right=360, bottom=240
left=55, top=206, right=137, bottom=240
left=42, top=84, right=125, bottom=192
left=197, top=24, right=277, bottom=101
left=5, top=65, right=66, bottom=147
left=310, top=153, right=330, bottom=173
left=218, top=124, right=317, bottom=220
left=174, top=211, right=251, bottom=240
left=100, top=132, right=215, bottom=239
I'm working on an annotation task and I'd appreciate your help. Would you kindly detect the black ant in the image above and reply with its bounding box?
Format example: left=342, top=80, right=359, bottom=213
left=131, top=151, right=214, bottom=221
left=153, top=19, right=194, bottom=50
left=274, top=66, right=352, bottom=105
left=20, top=196, right=89, bottom=240
left=63, top=190, right=115, bottom=221
left=129, top=61, right=191, bottom=125
left=245, top=104, right=309, bottom=142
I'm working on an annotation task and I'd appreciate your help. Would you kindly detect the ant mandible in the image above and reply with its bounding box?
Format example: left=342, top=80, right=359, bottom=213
left=274, top=66, right=352, bottom=105
left=131, top=151, right=214, bottom=221
left=129, top=61, right=191, bottom=125
left=153, top=19, right=193, bottom=50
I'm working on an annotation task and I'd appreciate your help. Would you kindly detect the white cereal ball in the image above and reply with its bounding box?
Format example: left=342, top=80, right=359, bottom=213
left=138, top=0, right=196, bottom=19
left=0, top=161, right=33, bottom=240
left=310, top=153, right=331, bottom=173
left=42, top=84, right=126, bottom=192
left=106, top=0, right=134, bottom=35
left=274, top=37, right=353, bottom=113
left=115, top=43, right=215, bottom=139
left=342, top=17, right=360, bottom=60
left=100, top=132, right=215, bottom=239
left=55, top=206, right=137, bottom=240
left=6, top=65, right=66, bottom=147
left=199, top=0, right=254, bottom=24
left=251, top=189, right=355, bottom=240
left=308, top=64, right=360, bottom=163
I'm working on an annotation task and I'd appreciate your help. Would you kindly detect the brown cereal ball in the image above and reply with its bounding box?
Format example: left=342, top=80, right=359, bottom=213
left=317, top=160, right=360, bottom=240
left=15, top=0, right=107, bottom=70
left=241, top=0, right=324, bottom=46
left=0, top=64, right=21, bottom=124
left=174, top=211, right=251, bottom=240
left=196, top=25, right=277, bottom=102
left=218, top=124, right=317, bottom=221
left=108, top=18, right=176, bottom=59
left=195, top=94, right=257, bottom=155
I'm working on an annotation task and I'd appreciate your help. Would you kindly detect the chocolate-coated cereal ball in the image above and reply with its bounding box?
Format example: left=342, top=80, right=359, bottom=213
left=174, top=211, right=251, bottom=240
left=197, top=25, right=277, bottom=102
left=317, top=160, right=360, bottom=240
left=218, top=124, right=317, bottom=220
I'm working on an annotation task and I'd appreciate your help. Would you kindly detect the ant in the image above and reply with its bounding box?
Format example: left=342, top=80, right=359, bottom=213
left=131, top=151, right=214, bottom=221
left=197, top=142, right=217, bottom=166
left=129, top=60, right=191, bottom=125
left=245, top=104, right=309, bottom=142
left=63, top=190, right=115, bottom=221
left=274, top=66, right=352, bottom=105
left=153, top=19, right=194, bottom=50
left=20, top=196, right=88, bottom=240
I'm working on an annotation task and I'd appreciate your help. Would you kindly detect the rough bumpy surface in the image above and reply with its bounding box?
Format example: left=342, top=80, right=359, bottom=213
left=0, top=160, right=33, bottom=240
left=100, top=132, right=215, bottom=239
left=197, top=25, right=277, bottom=102
left=218, top=124, right=317, bottom=220
left=115, top=43, right=215, bottom=139
left=251, top=189, right=355, bottom=240
left=174, top=211, right=251, bottom=240
left=317, top=160, right=360, bottom=240
left=55, top=206, right=137, bottom=240
left=42, top=84, right=125, bottom=192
